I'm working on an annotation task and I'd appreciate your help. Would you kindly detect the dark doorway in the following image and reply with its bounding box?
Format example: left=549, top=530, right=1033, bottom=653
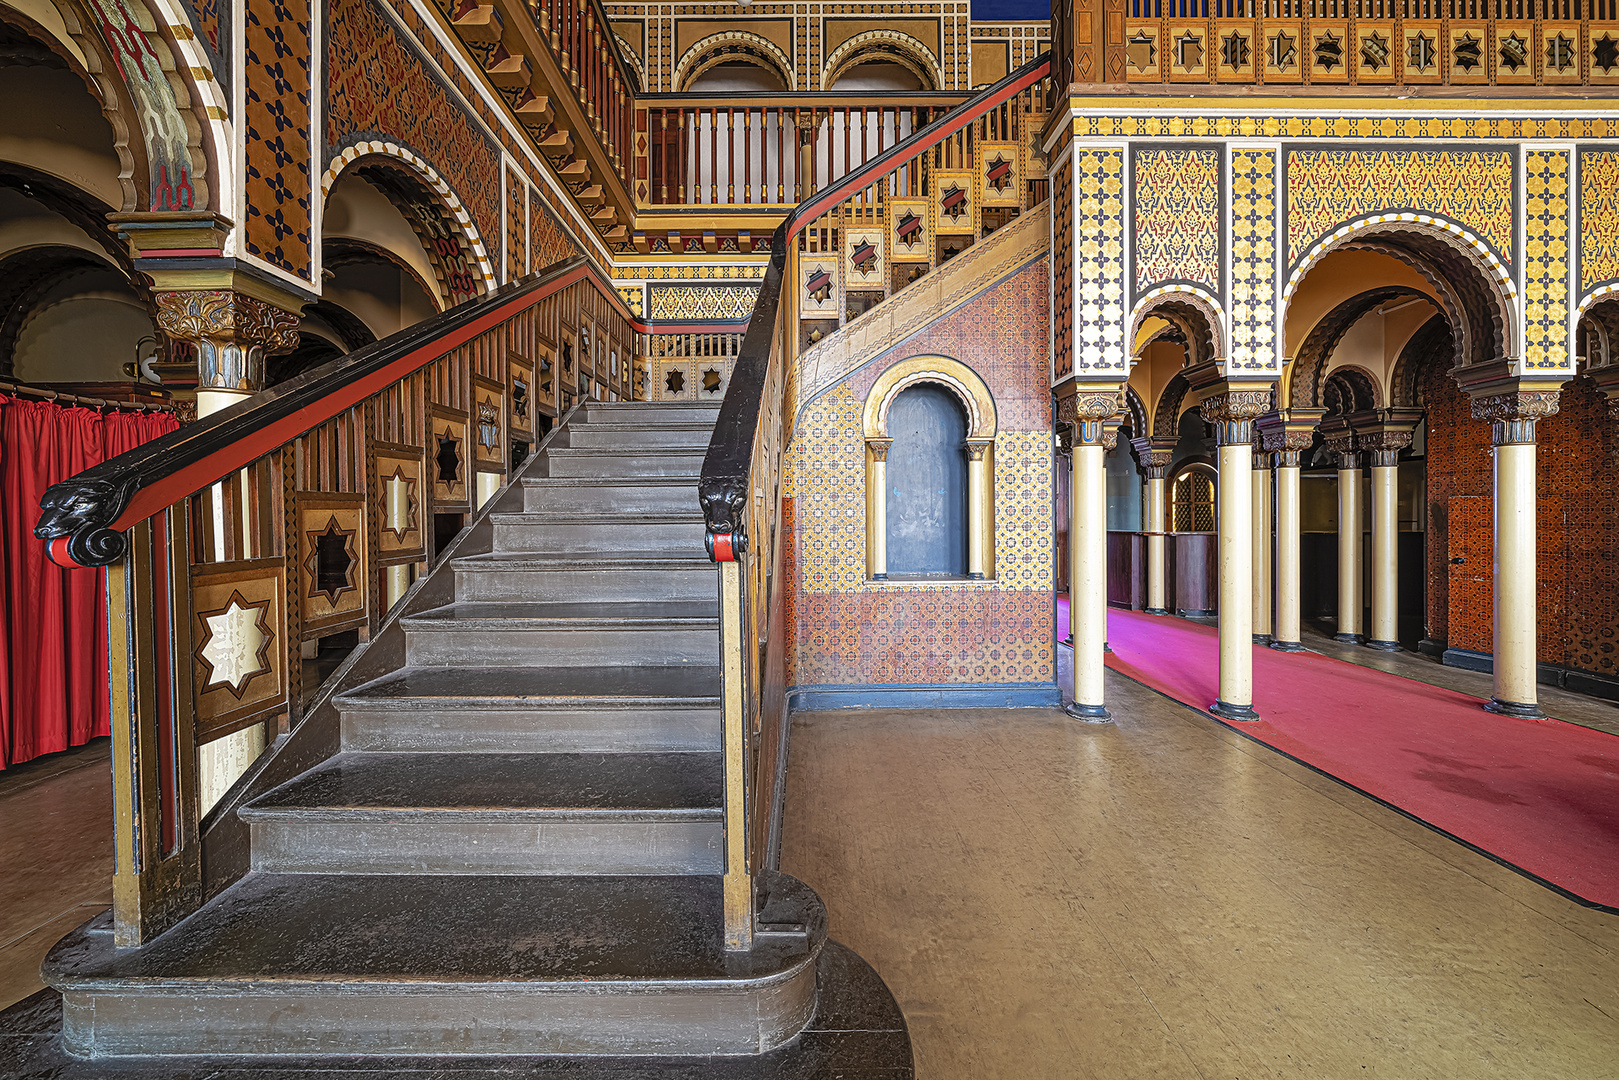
left=886, top=383, right=967, bottom=577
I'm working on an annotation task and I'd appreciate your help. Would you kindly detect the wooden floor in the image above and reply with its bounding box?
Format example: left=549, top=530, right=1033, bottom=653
left=0, top=740, right=112, bottom=1012
left=780, top=664, right=1619, bottom=1079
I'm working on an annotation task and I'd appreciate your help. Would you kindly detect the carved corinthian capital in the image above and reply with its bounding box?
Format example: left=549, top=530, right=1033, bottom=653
left=1198, top=389, right=1272, bottom=446
left=153, top=290, right=302, bottom=393
left=1057, top=388, right=1122, bottom=447
left=1470, top=390, right=1562, bottom=445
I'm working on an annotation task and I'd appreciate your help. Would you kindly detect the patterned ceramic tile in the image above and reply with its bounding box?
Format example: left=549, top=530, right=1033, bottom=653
left=1132, top=146, right=1222, bottom=300
left=244, top=0, right=314, bottom=279
left=1522, top=147, right=1572, bottom=372
left=1229, top=146, right=1280, bottom=373
left=1580, top=150, right=1619, bottom=296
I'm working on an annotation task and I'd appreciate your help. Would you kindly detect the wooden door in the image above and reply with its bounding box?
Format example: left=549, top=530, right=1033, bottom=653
left=1446, top=495, right=1493, bottom=653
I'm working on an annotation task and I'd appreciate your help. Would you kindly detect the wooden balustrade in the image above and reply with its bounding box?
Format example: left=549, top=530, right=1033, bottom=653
left=696, top=53, right=1051, bottom=946
left=524, top=0, right=636, bottom=177
left=1055, top=0, right=1619, bottom=86
left=36, top=258, right=640, bottom=944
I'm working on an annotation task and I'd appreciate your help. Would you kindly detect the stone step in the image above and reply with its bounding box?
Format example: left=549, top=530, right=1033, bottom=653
left=580, top=400, right=721, bottom=426
left=402, top=602, right=720, bottom=666
left=491, top=511, right=706, bottom=554
left=558, top=421, right=716, bottom=450
left=239, top=751, right=723, bottom=875
left=542, top=446, right=706, bottom=478
left=521, top=474, right=699, bottom=515
left=45, top=871, right=823, bottom=1058
left=335, top=665, right=723, bottom=753
left=452, top=550, right=717, bottom=604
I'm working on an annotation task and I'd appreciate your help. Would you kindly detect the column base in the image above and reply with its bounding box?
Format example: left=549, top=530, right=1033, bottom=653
left=1210, top=700, right=1260, bottom=722
left=1252, top=633, right=1273, bottom=646
left=1332, top=632, right=1365, bottom=645
left=1103, top=641, right=1112, bottom=654
left=1268, top=640, right=1306, bottom=653
left=1365, top=639, right=1402, bottom=652
left=870, top=573, right=888, bottom=581
left=1143, top=607, right=1170, bottom=616
left=968, top=572, right=984, bottom=580
left=1483, top=697, right=1546, bottom=720
left=1064, top=702, right=1114, bottom=724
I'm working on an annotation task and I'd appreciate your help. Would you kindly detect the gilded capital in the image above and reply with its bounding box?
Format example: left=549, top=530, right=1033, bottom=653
left=153, top=289, right=301, bottom=393
left=964, top=439, right=992, bottom=462
left=1199, top=389, right=1271, bottom=446
left=1470, top=390, right=1561, bottom=444
left=1058, top=387, right=1122, bottom=447
left=867, top=437, right=893, bottom=463
left=1132, top=439, right=1175, bottom=480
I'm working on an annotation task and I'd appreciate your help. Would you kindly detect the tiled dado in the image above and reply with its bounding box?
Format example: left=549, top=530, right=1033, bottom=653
left=783, top=258, right=1055, bottom=690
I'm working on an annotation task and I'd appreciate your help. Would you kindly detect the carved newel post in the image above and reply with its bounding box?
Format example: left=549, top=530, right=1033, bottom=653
left=1062, top=389, right=1122, bottom=722
left=1131, top=439, right=1175, bottom=616
left=1198, top=388, right=1271, bottom=721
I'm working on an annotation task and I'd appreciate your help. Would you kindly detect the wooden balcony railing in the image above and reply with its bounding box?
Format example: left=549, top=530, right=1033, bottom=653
left=694, top=53, right=1051, bottom=948
left=528, top=0, right=636, bottom=174
left=1053, top=0, right=1619, bottom=86
left=34, top=257, right=643, bottom=944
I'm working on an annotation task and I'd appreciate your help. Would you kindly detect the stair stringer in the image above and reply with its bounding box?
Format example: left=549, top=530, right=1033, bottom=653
left=786, top=201, right=1051, bottom=434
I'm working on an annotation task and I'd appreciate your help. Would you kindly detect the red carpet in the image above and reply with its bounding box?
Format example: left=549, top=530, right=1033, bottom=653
left=1067, top=602, right=1619, bottom=910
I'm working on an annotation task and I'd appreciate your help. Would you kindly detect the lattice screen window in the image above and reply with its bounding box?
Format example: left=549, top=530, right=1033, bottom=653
left=1170, top=465, right=1216, bottom=532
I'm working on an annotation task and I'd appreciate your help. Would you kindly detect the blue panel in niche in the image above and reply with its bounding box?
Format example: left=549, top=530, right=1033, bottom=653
left=886, top=383, right=968, bottom=577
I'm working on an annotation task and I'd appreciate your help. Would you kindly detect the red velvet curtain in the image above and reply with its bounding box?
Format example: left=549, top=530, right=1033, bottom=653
left=0, top=397, right=179, bottom=769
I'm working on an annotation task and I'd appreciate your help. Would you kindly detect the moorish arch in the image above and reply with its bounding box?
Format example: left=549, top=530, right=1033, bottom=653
left=1285, top=216, right=1518, bottom=377
left=1150, top=371, right=1192, bottom=442
left=1284, top=286, right=1425, bottom=411
left=822, top=30, right=941, bottom=91
left=673, top=31, right=796, bottom=92
left=1129, top=289, right=1224, bottom=372
left=862, top=354, right=997, bottom=441
left=1321, top=365, right=1381, bottom=415
left=1122, top=383, right=1148, bottom=438
left=320, top=143, right=497, bottom=305
left=1390, top=314, right=1455, bottom=409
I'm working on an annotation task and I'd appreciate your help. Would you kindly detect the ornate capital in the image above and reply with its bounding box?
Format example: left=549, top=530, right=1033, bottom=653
left=153, top=289, right=301, bottom=392
left=867, top=437, right=893, bottom=463
left=964, top=439, right=992, bottom=461
left=1471, top=390, right=1562, bottom=445
left=1133, top=441, right=1175, bottom=480
left=1256, top=408, right=1322, bottom=465
left=1319, top=415, right=1358, bottom=468
left=1058, top=387, right=1122, bottom=448
left=1199, top=388, right=1272, bottom=447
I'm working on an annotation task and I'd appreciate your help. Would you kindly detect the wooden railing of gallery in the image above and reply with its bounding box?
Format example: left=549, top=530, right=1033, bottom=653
left=696, top=53, right=1051, bottom=950
left=34, top=257, right=639, bottom=945
left=1053, top=0, right=1619, bottom=87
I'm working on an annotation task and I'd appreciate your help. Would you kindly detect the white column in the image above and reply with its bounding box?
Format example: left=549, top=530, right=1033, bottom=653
left=868, top=439, right=890, bottom=580
left=1137, top=444, right=1173, bottom=616
left=1367, top=450, right=1402, bottom=651
left=1489, top=427, right=1542, bottom=716
left=1202, top=392, right=1263, bottom=722
left=1251, top=451, right=1273, bottom=644
left=1334, top=451, right=1364, bottom=644
left=1068, top=417, right=1112, bottom=722
left=1269, top=446, right=1305, bottom=651
left=966, top=439, right=992, bottom=579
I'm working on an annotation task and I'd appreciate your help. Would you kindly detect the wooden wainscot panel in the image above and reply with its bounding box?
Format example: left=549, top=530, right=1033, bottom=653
left=1491, top=24, right=1535, bottom=85
left=535, top=337, right=558, bottom=417
left=428, top=404, right=471, bottom=511
left=371, top=441, right=426, bottom=566
left=800, top=255, right=839, bottom=320
left=1125, top=23, right=1163, bottom=81
left=1401, top=23, right=1443, bottom=85
left=191, top=558, right=288, bottom=744
left=558, top=320, right=579, bottom=412
left=933, top=169, right=975, bottom=235
left=1592, top=26, right=1619, bottom=84
left=1261, top=21, right=1303, bottom=83
left=844, top=227, right=886, bottom=292
left=1214, top=22, right=1256, bottom=83
left=1353, top=22, right=1397, bottom=84
left=1166, top=25, right=1208, bottom=81
left=889, top=198, right=931, bottom=263
left=1447, top=24, right=1489, bottom=84
left=297, top=492, right=369, bottom=636
left=1541, top=24, right=1582, bottom=85
left=979, top=142, right=1021, bottom=208
left=509, top=351, right=536, bottom=442
left=1306, top=22, right=1349, bottom=84
left=472, top=374, right=506, bottom=472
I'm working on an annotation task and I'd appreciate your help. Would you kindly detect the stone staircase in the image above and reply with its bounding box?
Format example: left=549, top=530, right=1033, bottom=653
left=41, top=402, right=845, bottom=1061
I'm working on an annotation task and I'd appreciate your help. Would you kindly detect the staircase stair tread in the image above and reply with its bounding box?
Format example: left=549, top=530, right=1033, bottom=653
left=489, top=510, right=703, bottom=524
left=241, top=751, right=722, bottom=817
left=521, top=475, right=698, bottom=486
left=454, top=550, right=715, bottom=570
left=405, top=601, right=719, bottom=628
left=337, top=665, right=722, bottom=707
left=47, top=872, right=819, bottom=986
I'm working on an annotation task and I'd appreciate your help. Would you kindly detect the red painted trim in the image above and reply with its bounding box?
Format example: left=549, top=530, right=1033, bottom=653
left=711, top=533, right=736, bottom=561
left=110, top=264, right=598, bottom=531
left=48, top=536, right=82, bottom=568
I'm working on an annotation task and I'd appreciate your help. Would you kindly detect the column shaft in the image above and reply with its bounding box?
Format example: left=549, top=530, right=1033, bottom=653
left=966, top=442, right=990, bottom=579
left=1068, top=435, right=1110, bottom=721
left=1215, top=443, right=1255, bottom=713
left=1251, top=460, right=1272, bottom=643
left=1272, top=460, right=1304, bottom=650
left=1145, top=475, right=1167, bottom=614
left=1491, top=441, right=1539, bottom=713
left=1368, top=462, right=1400, bottom=650
left=1336, top=465, right=1363, bottom=643
left=868, top=442, right=889, bottom=579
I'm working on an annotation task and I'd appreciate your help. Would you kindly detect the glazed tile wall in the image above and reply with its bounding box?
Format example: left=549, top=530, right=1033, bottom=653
left=783, top=258, right=1055, bottom=692
left=1131, top=146, right=1221, bottom=300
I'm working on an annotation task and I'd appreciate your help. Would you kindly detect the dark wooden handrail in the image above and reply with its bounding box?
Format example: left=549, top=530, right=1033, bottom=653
left=695, top=51, right=1051, bottom=550
left=35, top=256, right=637, bottom=568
